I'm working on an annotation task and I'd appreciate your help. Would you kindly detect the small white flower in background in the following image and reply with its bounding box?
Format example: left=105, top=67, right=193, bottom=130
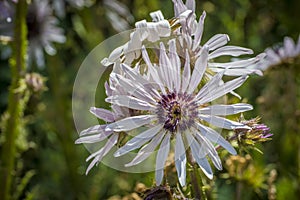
left=52, top=0, right=92, bottom=18
left=0, top=0, right=14, bottom=37
left=27, top=0, right=66, bottom=67
left=257, top=36, right=300, bottom=71
left=103, top=0, right=134, bottom=32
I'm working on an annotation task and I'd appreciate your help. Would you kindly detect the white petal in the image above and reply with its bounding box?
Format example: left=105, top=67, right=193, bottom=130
left=114, top=124, right=163, bottom=157
left=105, top=81, right=113, bottom=96
left=199, top=114, right=250, bottom=130
left=193, top=11, right=206, bottom=51
left=155, top=133, right=171, bottom=185
left=150, top=10, right=164, bottom=22
left=90, top=107, right=115, bottom=122
left=185, top=132, right=213, bottom=179
left=159, top=42, right=173, bottom=91
left=204, top=34, right=230, bottom=52
left=199, top=103, right=253, bottom=116
left=208, top=53, right=265, bottom=69
left=193, top=131, right=222, bottom=170
left=120, top=63, right=149, bottom=86
left=146, top=21, right=170, bottom=42
left=195, top=72, right=224, bottom=101
left=106, top=95, right=156, bottom=111
left=265, top=48, right=281, bottom=63
left=141, top=47, right=167, bottom=94
left=195, top=157, right=213, bottom=179
left=85, top=134, right=118, bottom=174
left=186, top=0, right=195, bottom=12
left=175, top=133, right=187, bottom=186
left=196, top=122, right=236, bottom=155
left=125, top=131, right=165, bottom=167
left=181, top=50, right=191, bottom=93
left=106, top=115, right=155, bottom=132
left=173, top=0, right=187, bottom=16
left=185, top=131, right=206, bottom=158
left=209, top=67, right=263, bottom=76
left=284, top=37, right=296, bottom=57
left=115, top=73, right=157, bottom=103
left=155, top=20, right=171, bottom=37
left=107, top=45, right=124, bottom=64
left=209, top=46, right=253, bottom=59
left=187, top=45, right=208, bottom=94
left=197, top=75, right=248, bottom=105
left=79, top=124, right=106, bottom=136
left=75, top=130, right=113, bottom=144
left=168, top=39, right=181, bottom=92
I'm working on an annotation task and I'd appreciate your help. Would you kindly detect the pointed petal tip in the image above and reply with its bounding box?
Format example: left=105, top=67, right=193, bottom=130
left=105, top=127, right=112, bottom=131
left=225, top=34, right=230, bottom=42
left=113, top=151, right=121, bottom=157
left=231, top=148, right=237, bottom=155
left=124, top=163, right=133, bottom=167
left=204, top=171, right=213, bottom=180
left=75, top=138, right=82, bottom=144
left=255, top=70, right=264, bottom=76
left=89, top=107, right=96, bottom=113
left=179, top=178, right=186, bottom=187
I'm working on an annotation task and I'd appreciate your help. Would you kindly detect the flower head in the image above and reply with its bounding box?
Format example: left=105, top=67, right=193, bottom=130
left=76, top=0, right=259, bottom=187
left=102, top=0, right=264, bottom=78
left=27, top=0, right=66, bottom=67
left=257, top=36, right=300, bottom=71
left=235, top=117, right=272, bottom=147
left=0, top=0, right=14, bottom=40
left=171, top=0, right=264, bottom=77
left=97, top=40, right=252, bottom=186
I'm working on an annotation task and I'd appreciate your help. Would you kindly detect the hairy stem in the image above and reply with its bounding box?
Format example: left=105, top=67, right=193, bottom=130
left=0, top=1, right=27, bottom=200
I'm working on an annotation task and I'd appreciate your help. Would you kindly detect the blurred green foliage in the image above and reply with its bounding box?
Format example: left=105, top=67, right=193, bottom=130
left=0, top=0, right=300, bottom=199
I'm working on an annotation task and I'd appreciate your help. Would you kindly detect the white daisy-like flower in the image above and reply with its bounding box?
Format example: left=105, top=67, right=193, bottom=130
left=99, top=40, right=252, bottom=186
left=257, top=36, right=300, bottom=71
left=27, top=0, right=66, bottom=67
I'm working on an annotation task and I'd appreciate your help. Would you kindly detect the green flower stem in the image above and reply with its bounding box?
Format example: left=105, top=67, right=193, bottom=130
left=0, top=1, right=27, bottom=200
left=235, top=181, right=243, bottom=200
left=187, top=149, right=207, bottom=200
left=293, top=63, right=300, bottom=195
left=47, top=56, right=85, bottom=198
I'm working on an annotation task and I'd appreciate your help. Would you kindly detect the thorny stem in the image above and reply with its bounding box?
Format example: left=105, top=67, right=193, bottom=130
left=0, top=1, right=27, bottom=200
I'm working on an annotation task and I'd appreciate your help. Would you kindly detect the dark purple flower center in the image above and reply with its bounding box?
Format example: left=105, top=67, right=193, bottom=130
left=156, top=92, right=198, bottom=133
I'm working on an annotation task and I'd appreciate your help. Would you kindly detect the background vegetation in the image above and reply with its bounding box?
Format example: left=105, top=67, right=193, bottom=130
left=0, top=0, right=299, bottom=199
